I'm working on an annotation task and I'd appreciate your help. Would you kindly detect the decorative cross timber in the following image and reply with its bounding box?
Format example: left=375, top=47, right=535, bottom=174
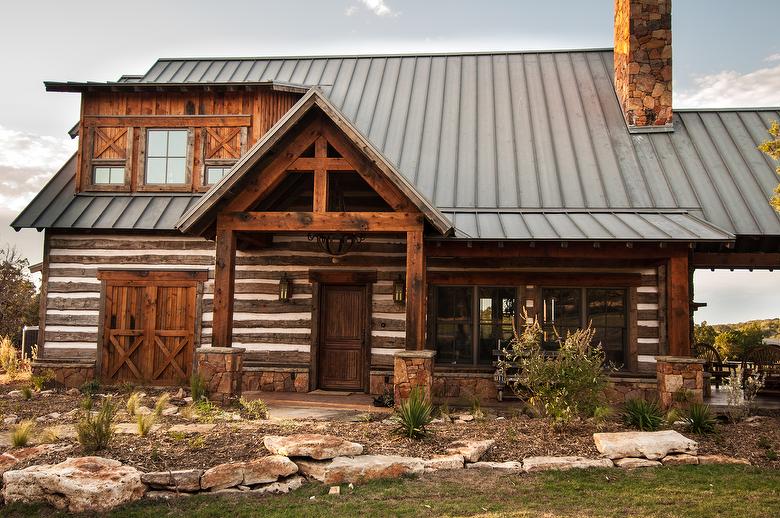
left=107, top=331, right=144, bottom=380
left=93, top=127, right=128, bottom=159
left=152, top=333, right=190, bottom=381
left=205, top=127, right=242, bottom=159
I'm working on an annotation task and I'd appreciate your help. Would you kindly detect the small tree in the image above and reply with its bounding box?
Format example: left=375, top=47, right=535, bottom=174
left=759, top=120, right=780, bottom=211
left=0, top=247, right=39, bottom=343
left=694, top=321, right=717, bottom=345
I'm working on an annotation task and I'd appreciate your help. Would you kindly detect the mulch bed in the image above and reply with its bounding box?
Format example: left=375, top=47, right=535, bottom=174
left=1, top=373, right=779, bottom=473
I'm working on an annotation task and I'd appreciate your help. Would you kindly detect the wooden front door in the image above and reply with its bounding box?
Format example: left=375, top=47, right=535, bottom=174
left=318, top=284, right=367, bottom=391
left=99, top=272, right=202, bottom=386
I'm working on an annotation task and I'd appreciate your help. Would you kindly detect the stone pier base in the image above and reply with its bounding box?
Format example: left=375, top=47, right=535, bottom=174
left=32, top=361, right=95, bottom=389
left=196, top=347, right=244, bottom=404
left=393, top=350, right=435, bottom=404
left=656, top=356, right=706, bottom=409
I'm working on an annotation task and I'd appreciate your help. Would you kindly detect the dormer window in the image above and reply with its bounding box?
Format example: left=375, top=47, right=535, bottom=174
left=93, top=166, right=125, bottom=185
left=145, top=129, right=188, bottom=184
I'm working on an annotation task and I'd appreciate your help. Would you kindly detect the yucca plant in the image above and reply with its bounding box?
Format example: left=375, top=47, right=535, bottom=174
left=622, top=398, right=664, bottom=431
left=395, top=386, right=433, bottom=439
left=76, top=397, right=116, bottom=452
left=683, top=402, right=716, bottom=434
left=10, top=420, right=35, bottom=447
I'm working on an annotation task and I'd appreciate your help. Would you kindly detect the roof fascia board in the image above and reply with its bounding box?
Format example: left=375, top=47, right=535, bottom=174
left=44, top=81, right=310, bottom=94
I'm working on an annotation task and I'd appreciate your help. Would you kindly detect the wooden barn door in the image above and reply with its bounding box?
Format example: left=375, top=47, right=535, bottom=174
left=318, top=285, right=367, bottom=391
left=98, top=271, right=204, bottom=386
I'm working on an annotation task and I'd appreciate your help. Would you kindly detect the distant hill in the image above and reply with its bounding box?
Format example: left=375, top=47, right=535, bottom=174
left=711, top=318, right=780, bottom=338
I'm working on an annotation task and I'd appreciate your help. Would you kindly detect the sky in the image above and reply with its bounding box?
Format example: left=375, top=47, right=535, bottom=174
left=0, top=0, right=779, bottom=324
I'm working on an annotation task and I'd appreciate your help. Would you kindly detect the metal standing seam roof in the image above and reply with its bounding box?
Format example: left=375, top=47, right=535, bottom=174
left=15, top=49, right=780, bottom=240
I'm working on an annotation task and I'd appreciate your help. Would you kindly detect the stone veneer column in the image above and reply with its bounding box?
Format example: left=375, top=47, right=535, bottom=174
left=614, top=0, right=673, bottom=128
left=393, top=350, right=435, bottom=405
left=196, top=347, right=244, bottom=404
left=655, top=356, right=706, bottom=409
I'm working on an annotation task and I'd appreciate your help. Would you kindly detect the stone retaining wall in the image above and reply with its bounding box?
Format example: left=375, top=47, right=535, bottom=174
left=431, top=372, right=497, bottom=402
left=241, top=367, right=309, bottom=393
left=31, top=362, right=95, bottom=389
left=393, top=350, right=435, bottom=403
left=605, top=376, right=658, bottom=404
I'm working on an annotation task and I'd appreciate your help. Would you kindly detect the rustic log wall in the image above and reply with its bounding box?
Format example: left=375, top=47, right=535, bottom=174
left=42, top=232, right=664, bottom=378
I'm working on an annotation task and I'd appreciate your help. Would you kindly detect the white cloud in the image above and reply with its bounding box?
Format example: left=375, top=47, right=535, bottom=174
left=764, top=53, right=780, bottom=62
left=345, top=0, right=398, bottom=17
left=675, top=62, right=780, bottom=108
left=0, top=125, right=75, bottom=212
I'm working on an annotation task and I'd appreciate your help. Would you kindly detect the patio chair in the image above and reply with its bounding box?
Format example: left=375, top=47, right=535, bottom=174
left=745, top=344, right=780, bottom=393
left=693, top=342, right=729, bottom=389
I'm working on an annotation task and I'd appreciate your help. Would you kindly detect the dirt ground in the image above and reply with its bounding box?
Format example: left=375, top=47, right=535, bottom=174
left=1, top=373, right=779, bottom=473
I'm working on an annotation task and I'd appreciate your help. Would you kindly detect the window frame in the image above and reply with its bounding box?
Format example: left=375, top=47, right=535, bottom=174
left=431, top=285, right=519, bottom=368
left=202, top=160, right=236, bottom=187
left=82, top=127, right=132, bottom=192
left=91, top=164, right=127, bottom=186
left=138, top=128, right=193, bottom=192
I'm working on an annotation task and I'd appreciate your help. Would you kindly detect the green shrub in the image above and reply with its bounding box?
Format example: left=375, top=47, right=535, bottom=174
left=76, top=397, right=116, bottom=452
left=622, top=398, right=664, bottom=431
left=190, top=374, right=208, bottom=402
left=80, top=395, right=94, bottom=411
left=591, top=405, right=613, bottom=426
left=239, top=397, right=269, bottom=420
left=20, top=386, right=33, bottom=400
left=31, top=370, right=55, bottom=391
left=137, top=413, right=156, bottom=437
left=126, top=391, right=142, bottom=416
left=153, top=393, right=171, bottom=417
left=372, top=388, right=394, bottom=408
left=80, top=379, right=100, bottom=396
left=395, top=386, right=433, bottom=439
left=10, top=420, right=35, bottom=447
left=500, top=314, right=614, bottom=428
left=683, top=402, right=716, bottom=434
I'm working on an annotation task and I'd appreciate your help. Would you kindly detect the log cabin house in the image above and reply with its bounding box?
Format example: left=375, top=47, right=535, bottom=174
left=13, top=0, right=780, bottom=404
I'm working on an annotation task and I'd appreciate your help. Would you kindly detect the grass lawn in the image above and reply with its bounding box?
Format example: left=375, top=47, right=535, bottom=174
left=3, top=465, right=779, bottom=518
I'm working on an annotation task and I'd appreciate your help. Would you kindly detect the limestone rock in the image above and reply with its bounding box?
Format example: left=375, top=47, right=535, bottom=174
left=614, top=457, right=662, bottom=469
left=466, top=461, right=523, bottom=471
left=593, top=430, right=698, bottom=460
left=2, top=456, right=145, bottom=513
left=175, top=388, right=186, bottom=399
left=523, top=456, right=614, bottom=472
left=145, top=490, right=191, bottom=500
left=0, top=444, right=72, bottom=476
left=422, top=454, right=464, bottom=471
left=446, top=439, right=495, bottom=463
left=3, top=415, right=18, bottom=425
left=66, top=388, right=81, bottom=396
left=201, top=456, right=298, bottom=490
left=253, top=475, right=305, bottom=494
left=296, top=455, right=424, bottom=484
left=141, top=469, right=203, bottom=492
left=697, top=455, right=751, bottom=466
left=328, top=486, right=341, bottom=495
left=161, top=406, right=179, bottom=416
left=136, top=406, right=153, bottom=416
left=263, top=434, right=363, bottom=460
left=661, top=454, right=698, bottom=466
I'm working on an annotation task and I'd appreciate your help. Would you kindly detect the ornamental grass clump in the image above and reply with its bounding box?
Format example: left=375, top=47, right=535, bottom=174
left=126, top=391, right=142, bottom=416
left=0, top=336, right=20, bottom=377
left=622, top=398, right=664, bottom=431
left=683, top=402, right=716, bottom=434
left=395, top=386, right=433, bottom=439
left=190, top=373, right=208, bottom=402
left=499, top=313, right=614, bottom=428
left=10, top=420, right=35, bottom=447
left=137, top=413, right=156, bottom=437
left=76, top=397, right=116, bottom=452
left=153, top=393, right=171, bottom=417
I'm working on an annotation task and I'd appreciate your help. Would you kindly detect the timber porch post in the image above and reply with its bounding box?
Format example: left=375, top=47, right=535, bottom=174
left=667, top=252, right=691, bottom=357
left=212, top=225, right=237, bottom=348
left=405, top=229, right=426, bottom=350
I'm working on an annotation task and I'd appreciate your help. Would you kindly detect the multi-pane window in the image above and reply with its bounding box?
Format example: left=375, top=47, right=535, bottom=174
left=93, top=166, right=125, bottom=185
left=205, top=166, right=231, bottom=185
left=541, top=287, right=627, bottom=365
left=433, top=286, right=517, bottom=366
left=146, top=129, right=188, bottom=184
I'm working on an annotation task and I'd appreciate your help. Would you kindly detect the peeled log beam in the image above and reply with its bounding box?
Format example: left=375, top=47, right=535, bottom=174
left=217, top=212, right=424, bottom=233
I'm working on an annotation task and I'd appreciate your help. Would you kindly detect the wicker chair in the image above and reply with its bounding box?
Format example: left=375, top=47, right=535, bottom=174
left=693, top=342, right=729, bottom=389
left=745, top=344, right=780, bottom=392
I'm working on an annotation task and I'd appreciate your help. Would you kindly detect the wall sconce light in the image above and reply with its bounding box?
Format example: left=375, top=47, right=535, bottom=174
left=278, top=273, right=291, bottom=302
left=393, top=274, right=406, bottom=304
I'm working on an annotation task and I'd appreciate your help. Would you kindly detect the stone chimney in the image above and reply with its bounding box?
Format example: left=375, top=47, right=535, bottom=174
left=614, top=0, right=673, bottom=131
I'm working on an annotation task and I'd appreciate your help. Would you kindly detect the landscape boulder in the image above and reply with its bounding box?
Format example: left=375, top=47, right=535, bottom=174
left=445, top=439, right=495, bottom=463
left=263, top=434, right=363, bottom=460
left=2, top=456, right=145, bottom=513
left=466, top=461, right=523, bottom=472
left=593, top=430, right=697, bottom=460
left=614, top=458, right=662, bottom=469
left=697, top=455, right=751, bottom=465
left=422, top=454, right=465, bottom=471
left=296, top=455, right=424, bottom=484
left=201, top=455, right=298, bottom=490
left=253, top=475, right=306, bottom=494
left=141, top=469, right=203, bottom=492
left=522, top=456, right=614, bottom=472
left=661, top=454, right=698, bottom=466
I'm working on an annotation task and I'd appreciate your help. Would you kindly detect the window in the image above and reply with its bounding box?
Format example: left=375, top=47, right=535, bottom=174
left=205, top=166, right=231, bottom=185
left=541, top=287, right=627, bottom=365
left=146, top=129, right=188, bottom=184
left=93, top=166, right=125, bottom=185
left=433, top=286, right=517, bottom=366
